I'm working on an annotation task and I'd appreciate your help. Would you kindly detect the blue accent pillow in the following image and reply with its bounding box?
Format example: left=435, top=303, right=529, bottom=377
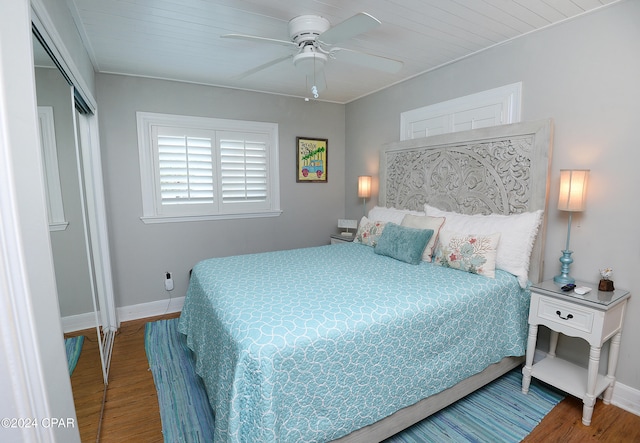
left=374, top=223, right=434, bottom=265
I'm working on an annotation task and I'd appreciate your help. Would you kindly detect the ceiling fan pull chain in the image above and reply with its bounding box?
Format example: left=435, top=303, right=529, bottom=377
left=311, top=55, right=319, bottom=99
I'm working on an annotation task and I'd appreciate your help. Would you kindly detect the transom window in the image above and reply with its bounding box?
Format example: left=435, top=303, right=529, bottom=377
left=137, top=112, right=280, bottom=223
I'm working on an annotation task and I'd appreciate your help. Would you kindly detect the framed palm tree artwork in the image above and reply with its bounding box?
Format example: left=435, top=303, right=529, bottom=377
left=296, top=137, right=327, bottom=183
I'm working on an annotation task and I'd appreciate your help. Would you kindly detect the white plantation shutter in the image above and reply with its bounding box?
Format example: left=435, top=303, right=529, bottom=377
left=219, top=132, right=268, bottom=205
left=138, top=112, right=280, bottom=222
left=156, top=131, right=214, bottom=206
left=152, top=126, right=216, bottom=215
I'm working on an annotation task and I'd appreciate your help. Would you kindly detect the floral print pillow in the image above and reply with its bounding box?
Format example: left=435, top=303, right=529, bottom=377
left=433, top=231, right=501, bottom=278
left=354, top=216, right=387, bottom=247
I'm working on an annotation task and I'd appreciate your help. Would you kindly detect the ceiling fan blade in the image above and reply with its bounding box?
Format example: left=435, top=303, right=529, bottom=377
left=317, top=12, right=380, bottom=45
left=235, top=54, right=293, bottom=79
left=331, top=48, right=403, bottom=73
left=221, top=33, right=298, bottom=49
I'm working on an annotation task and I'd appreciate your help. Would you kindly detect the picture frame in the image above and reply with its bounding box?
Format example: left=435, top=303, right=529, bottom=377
left=296, top=137, right=328, bottom=183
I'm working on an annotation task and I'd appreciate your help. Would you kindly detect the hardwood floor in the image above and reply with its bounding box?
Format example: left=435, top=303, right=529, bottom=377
left=101, top=313, right=180, bottom=442
left=70, top=313, right=640, bottom=442
left=522, top=395, right=640, bottom=443
left=66, top=329, right=105, bottom=442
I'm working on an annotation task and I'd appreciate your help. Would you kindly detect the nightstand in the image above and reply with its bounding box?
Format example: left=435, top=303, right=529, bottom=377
left=330, top=234, right=355, bottom=244
left=521, top=279, right=630, bottom=426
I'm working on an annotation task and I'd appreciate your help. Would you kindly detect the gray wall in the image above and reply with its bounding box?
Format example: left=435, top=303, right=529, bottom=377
left=96, top=74, right=346, bottom=308
left=345, top=1, right=640, bottom=391
left=35, top=67, right=94, bottom=317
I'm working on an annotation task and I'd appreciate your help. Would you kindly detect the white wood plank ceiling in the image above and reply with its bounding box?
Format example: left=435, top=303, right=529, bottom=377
left=68, top=0, right=619, bottom=103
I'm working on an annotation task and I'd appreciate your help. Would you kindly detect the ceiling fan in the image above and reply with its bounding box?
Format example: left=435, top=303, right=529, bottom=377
left=222, top=12, right=403, bottom=98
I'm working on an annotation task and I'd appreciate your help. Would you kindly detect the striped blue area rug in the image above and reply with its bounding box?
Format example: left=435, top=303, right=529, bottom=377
left=145, top=319, right=215, bottom=442
left=383, top=369, right=564, bottom=442
left=65, top=335, right=84, bottom=376
left=145, top=318, right=563, bottom=442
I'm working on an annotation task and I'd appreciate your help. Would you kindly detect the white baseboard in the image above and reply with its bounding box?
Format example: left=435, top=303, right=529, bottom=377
left=611, top=382, right=640, bottom=416
left=532, top=349, right=639, bottom=417
left=61, top=311, right=97, bottom=333
left=116, top=296, right=184, bottom=323
left=62, top=295, right=185, bottom=332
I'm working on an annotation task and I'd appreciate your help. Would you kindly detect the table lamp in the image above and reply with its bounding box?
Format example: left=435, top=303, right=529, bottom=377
left=358, top=175, right=371, bottom=217
left=553, top=169, right=589, bottom=285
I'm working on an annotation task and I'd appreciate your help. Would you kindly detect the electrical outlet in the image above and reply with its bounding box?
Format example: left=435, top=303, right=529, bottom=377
left=164, top=271, right=174, bottom=291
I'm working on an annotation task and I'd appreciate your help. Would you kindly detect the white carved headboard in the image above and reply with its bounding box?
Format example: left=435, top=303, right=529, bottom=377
left=380, top=119, right=553, bottom=283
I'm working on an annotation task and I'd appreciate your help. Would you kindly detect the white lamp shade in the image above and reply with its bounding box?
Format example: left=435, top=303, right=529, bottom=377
left=558, top=169, right=589, bottom=212
left=358, top=175, right=372, bottom=198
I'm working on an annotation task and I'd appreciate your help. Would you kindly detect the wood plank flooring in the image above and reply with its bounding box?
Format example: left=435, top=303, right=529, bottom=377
left=65, top=329, right=104, bottom=442
left=69, top=313, right=640, bottom=442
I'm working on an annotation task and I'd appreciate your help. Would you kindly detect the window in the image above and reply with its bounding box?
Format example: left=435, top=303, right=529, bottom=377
left=38, top=106, right=68, bottom=231
left=137, top=112, right=280, bottom=223
left=400, top=82, right=522, bottom=140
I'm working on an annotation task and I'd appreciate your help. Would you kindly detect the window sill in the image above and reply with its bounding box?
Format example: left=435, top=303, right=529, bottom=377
left=140, top=210, right=282, bottom=224
left=49, top=221, right=69, bottom=232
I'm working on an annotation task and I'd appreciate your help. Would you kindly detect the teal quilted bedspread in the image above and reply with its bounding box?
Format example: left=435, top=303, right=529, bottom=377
left=178, top=243, right=530, bottom=442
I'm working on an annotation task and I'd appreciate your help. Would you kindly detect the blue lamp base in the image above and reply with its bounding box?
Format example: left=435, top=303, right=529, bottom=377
left=553, top=249, right=575, bottom=285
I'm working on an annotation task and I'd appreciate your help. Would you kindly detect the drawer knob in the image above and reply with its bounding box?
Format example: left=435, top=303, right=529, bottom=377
left=556, top=310, right=574, bottom=320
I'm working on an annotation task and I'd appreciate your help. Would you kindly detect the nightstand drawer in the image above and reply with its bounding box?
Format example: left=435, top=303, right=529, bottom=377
left=536, top=296, right=594, bottom=334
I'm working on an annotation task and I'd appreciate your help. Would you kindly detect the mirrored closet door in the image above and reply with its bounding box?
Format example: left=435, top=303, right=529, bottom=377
left=32, top=25, right=117, bottom=441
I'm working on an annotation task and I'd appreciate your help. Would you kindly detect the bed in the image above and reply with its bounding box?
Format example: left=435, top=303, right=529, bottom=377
left=179, top=119, right=553, bottom=442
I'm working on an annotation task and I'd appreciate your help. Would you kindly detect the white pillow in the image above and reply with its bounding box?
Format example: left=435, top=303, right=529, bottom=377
left=424, top=204, right=543, bottom=288
left=400, top=214, right=446, bottom=262
left=368, top=206, right=425, bottom=225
